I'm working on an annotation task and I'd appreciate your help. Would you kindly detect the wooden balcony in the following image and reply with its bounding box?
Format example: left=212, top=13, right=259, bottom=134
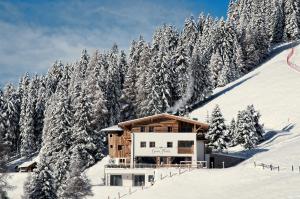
left=178, top=147, right=194, bottom=154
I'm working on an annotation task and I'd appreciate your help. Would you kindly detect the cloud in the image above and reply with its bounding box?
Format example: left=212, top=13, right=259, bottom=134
left=0, top=0, right=226, bottom=86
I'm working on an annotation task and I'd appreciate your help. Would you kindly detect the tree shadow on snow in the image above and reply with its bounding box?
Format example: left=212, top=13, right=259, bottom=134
left=191, top=73, right=259, bottom=111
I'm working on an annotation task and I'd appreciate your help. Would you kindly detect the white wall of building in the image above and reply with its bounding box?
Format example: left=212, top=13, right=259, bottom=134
left=105, top=168, right=155, bottom=187
left=131, top=133, right=197, bottom=163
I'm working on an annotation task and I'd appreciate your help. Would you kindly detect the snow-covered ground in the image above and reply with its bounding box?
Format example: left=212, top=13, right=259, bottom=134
left=6, top=43, right=300, bottom=199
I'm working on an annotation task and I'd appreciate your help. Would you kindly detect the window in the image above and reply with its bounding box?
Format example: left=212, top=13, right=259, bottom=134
left=118, top=145, right=123, bottom=151
left=110, top=175, right=123, bottom=186
left=133, top=175, right=145, bottom=186
left=140, top=127, right=145, bottom=132
left=180, top=124, right=193, bottom=132
left=149, top=142, right=155, bottom=148
left=140, top=142, right=146, bottom=148
left=149, top=127, right=154, bottom=132
left=178, top=141, right=194, bottom=148
left=168, top=127, right=173, bottom=132
left=110, top=145, right=113, bottom=148
left=148, top=175, right=154, bottom=182
left=167, top=142, right=173, bottom=148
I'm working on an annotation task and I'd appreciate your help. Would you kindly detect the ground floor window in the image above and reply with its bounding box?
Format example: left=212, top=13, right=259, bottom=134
left=133, top=175, right=145, bottom=186
left=110, top=175, right=122, bottom=186
left=148, top=175, right=154, bottom=182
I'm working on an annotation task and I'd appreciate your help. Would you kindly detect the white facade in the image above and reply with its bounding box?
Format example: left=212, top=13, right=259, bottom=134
left=130, top=133, right=205, bottom=166
left=105, top=168, right=155, bottom=187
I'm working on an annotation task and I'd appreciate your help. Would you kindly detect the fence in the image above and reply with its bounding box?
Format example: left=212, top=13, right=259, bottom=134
left=254, top=161, right=300, bottom=173
left=106, top=163, right=205, bottom=199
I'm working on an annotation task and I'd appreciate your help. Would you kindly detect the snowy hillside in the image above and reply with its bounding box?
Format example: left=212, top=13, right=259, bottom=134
left=120, top=44, right=300, bottom=199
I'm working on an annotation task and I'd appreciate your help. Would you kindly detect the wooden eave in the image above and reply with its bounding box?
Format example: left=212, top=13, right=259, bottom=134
left=118, top=113, right=209, bottom=130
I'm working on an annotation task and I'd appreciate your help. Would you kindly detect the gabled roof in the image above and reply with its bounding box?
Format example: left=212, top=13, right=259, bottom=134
left=118, top=113, right=209, bottom=129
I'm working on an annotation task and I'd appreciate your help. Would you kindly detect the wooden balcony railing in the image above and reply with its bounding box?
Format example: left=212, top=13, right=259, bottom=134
left=178, top=147, right=194, bottom=154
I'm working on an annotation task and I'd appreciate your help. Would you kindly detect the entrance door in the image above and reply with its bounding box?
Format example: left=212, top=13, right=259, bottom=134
left=110, top=175, right=123, bottom=186
left=133, top=175, right=145, bottom=186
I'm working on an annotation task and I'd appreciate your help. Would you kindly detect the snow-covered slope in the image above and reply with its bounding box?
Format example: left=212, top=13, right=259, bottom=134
left=123, top=44, right=300, bottom=199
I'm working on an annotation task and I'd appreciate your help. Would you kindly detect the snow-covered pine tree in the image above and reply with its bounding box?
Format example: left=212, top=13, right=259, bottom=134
left=85, top=50, right=108, bottom=131
left=144, top=25, right=178, bottom=115
left=59, top=147, right=93, bottom=199
left=246, top=105, right=264, bottom=141
left=71, top=87, right=97, bottom=168
left=1, top=84, right=21, bottom=155
left=206, top=105, right=228, bottom=151
left=270, top=0, right=285, bottom=44
left=209, top=49, right=223, bottom=88
left=41, top=65, right=73, bottom=190
left=190, top=53, right=213, bottom=104
left=23, top=156, right=57, bottom=199
left=234, top=110, right=259, bottom=150
left=34, top=76, right=46, bottom=151
left=20, top=76, right=39, bottom=157
left=227, top=118, right=236, bottom=147
left=118, top=50, right=128, bottom=88
left=283, top=0, right=300, bottom=41
left=0, top=135, right=9, bottom=199
left=105, top=44, right=122, bottom=125
left=119, top=39, right=140, bottom=121
left=45, top=61, right=63, bottom=99
left=135, top=43, right=151, bottom=118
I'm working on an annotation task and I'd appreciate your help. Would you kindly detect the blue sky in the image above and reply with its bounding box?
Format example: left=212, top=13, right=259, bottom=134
left=0, top=0, right=229, bottom=86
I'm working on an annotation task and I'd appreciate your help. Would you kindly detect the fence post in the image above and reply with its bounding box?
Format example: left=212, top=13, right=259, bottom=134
left=129, top=188, right=131, bottom=195
left=270, top=164, right=272, bottom=171
left=118, top=192, right=121, bottom=199
left=262, top=164, right=264, bottom=170
left=211, top=162, right=214, bottom=169
left=160, top=174, right=163, bottom=180
left=299, top=166, right=300, bottom=173
left=222, top=162, right=225, bottom=169
left=254, top=161, right=256, bottom=167
left=170, top=172, right=172, bottom=177
left=278, top=166, right=280, bottom=172
left=108, top=196, right=110, bottom=199
left=292, top=165, right=294, bottom=172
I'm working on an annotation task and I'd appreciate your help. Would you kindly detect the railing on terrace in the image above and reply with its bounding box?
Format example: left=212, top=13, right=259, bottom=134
left=105, top=161, right=208, bottom=169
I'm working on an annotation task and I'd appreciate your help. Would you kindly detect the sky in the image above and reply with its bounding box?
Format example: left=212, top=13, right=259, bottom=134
left=0, top=0, right=229, bottom=86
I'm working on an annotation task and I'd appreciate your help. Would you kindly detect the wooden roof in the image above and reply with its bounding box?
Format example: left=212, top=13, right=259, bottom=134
left=118, top=113, right=209, bottom=130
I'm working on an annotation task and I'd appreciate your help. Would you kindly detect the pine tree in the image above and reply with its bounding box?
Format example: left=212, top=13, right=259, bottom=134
left=227, top=118, right=236, bottom=147
left=190, top=53, right=213, bottom=104
left=246, top=105, right=264, bottom=141
left=71, top=88, right=97, bottom=168
left=0, top=138, right=9, bottom=199
left=20, top=77, right=39, bottom=157
left=206, top=105, right=228, bottom=151
left=234, top=110, right=259, bottom=150
left=1, top=84, right=21, bottom=155
left=106, top=45, right=122, bottom=125
left=59, top=148, right=93, bottom=199
left=23, top=157, right=57, bottom=199
left=283, top=0, right=300, bottom=41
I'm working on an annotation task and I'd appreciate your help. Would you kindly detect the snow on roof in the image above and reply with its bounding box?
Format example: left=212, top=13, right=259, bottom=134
left=18, top=156, right=39, bottom=168
left=100, top=125, right=124, bottom=132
